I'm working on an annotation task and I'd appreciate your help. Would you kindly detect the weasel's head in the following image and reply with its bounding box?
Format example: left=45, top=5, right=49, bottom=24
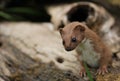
left=59, top=22, right=86, bottom=51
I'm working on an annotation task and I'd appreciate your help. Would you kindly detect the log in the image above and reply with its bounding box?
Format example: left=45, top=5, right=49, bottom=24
left=0, top=22, right=120, bottom=81
left=0, top=22, right=84, bottom=81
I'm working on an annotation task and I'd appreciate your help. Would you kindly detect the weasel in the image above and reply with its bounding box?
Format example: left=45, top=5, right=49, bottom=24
left=59, top=22, right=112, bottom=77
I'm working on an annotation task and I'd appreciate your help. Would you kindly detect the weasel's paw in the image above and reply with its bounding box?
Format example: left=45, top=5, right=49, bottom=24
left=79, top=68, right=86, bottom=77
left=96, top=66, right=108, bottom=75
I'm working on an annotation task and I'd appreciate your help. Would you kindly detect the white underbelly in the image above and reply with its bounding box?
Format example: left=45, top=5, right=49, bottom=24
left=81, top=50, right=100, bottom=67
left=76, top=39, right=101, bottom=67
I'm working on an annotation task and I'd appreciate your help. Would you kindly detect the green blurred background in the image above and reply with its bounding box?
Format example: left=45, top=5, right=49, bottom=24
left=0, top=0, right=119, bottom=22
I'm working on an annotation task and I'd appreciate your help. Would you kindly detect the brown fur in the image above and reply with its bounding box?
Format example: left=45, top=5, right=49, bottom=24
left=59, top=22, right=112, bottom=76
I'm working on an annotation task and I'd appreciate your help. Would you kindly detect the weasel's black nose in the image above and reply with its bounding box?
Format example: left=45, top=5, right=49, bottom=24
left=65, top=47, right=72, bottom=51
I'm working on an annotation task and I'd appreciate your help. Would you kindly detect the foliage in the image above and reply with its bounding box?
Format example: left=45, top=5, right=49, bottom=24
left=0, top=0, right=50, bottom=22
left=84, top=63, right=94, bottom=81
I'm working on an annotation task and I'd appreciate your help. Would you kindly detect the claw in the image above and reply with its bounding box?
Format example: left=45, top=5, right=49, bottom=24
left=96, top=66, right=109, bottom=75
left=84, top=72, right=86, bottom=77
left=80, top=72, right=83, bottom=77
left=79, top=68, right=86, bottom=77
left=105, top=68, right=108, bottom=73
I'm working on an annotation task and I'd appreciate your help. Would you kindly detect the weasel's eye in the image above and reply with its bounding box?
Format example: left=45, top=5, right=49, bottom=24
left=71, top=37, right=77, bottom=42
left=63, top=41, right=65, bottom=45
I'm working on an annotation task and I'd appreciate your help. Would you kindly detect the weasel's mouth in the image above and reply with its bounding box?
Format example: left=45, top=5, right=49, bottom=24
left=65, top=47, right=75, bottom=51
left=65, top=49, right=72, bottom=51
left=67, top=4, right=94, bottom=22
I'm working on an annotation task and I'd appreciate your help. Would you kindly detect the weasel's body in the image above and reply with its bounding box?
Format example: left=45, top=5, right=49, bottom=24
left=59, top=22, right=112, bottom=76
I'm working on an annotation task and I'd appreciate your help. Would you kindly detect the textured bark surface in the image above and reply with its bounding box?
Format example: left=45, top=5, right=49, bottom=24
left=0, top=22, right=120, bottom=81
left=0, top=22, right=84, bottom=81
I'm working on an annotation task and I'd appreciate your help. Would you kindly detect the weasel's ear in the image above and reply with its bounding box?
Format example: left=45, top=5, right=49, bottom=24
left=59, top=28, right=63, bottom=34
left=74, top=25, right=85, bottom=32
